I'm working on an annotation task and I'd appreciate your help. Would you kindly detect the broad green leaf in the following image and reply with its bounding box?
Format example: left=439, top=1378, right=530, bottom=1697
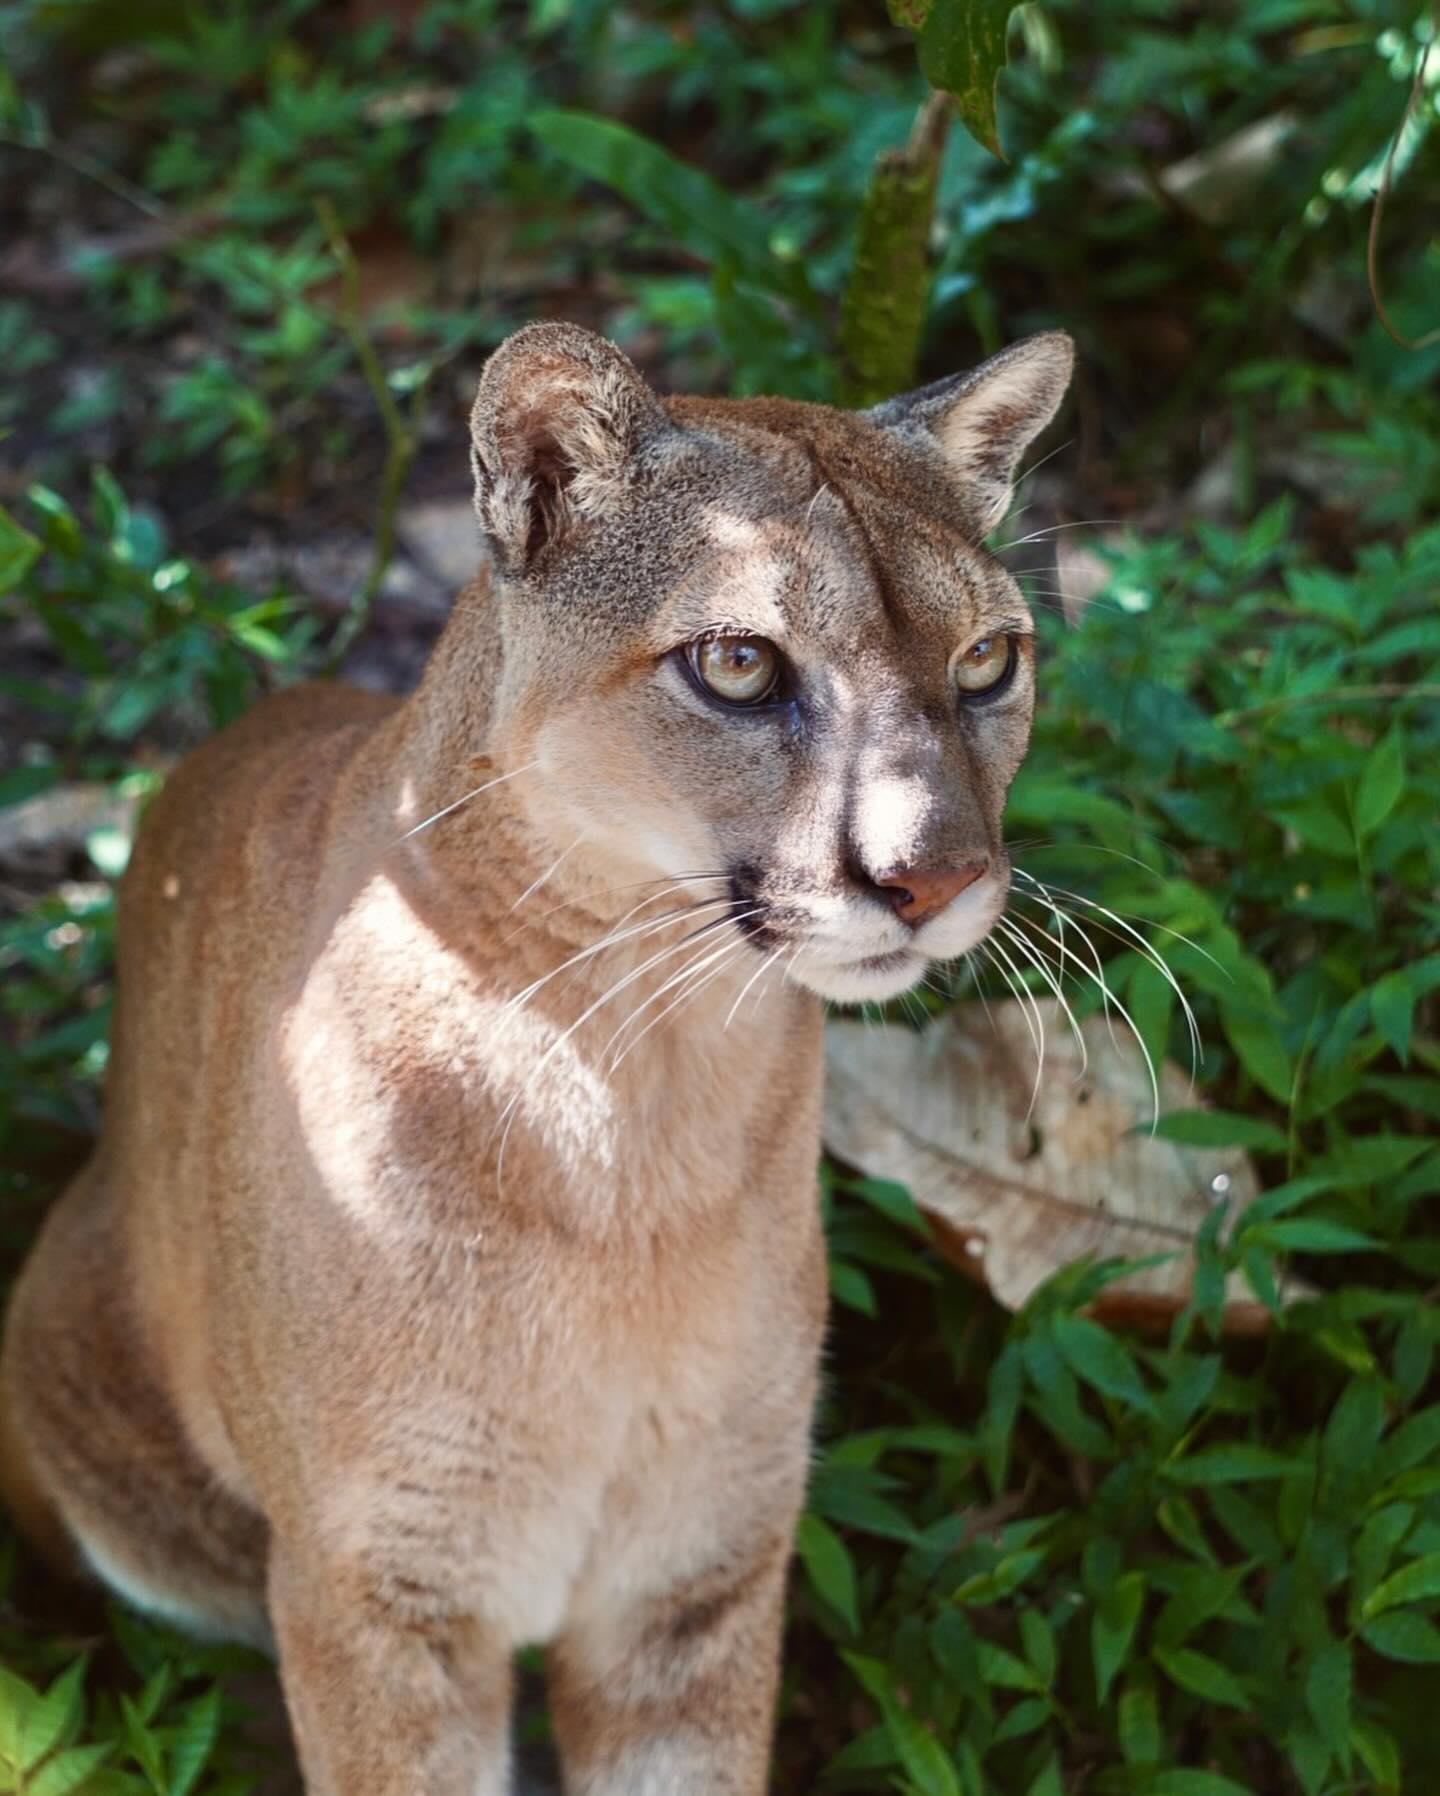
left=1361, top=1549, right=1440, bottom=1618
left=1164, top=1445, right=1307, bottom=1485
left=19, top=1660, right=86, bottom=1772
left=1354, top=725, right=1405, bottom=836
left=169, top=1686, right=222, bottom=1796
left=1093, top=1570, right=1145, bottom=1703
left=1351, top=1717, right=1402, bottom=1793
left=25, top=1742, right=113, bottom=1796
left=1350, top=1503, right=1414, bottom=1608
left=830, top=1260, right=877, bottom=1316
left=1248, top=1219, right=1380, bottom=1254
left=528, top=110, right=814, bottom=311
left=1146, top=1773, right=1257, bottom=1796
left=1359, top=1610, right=1440, bottom=1662
left=0, top=499, right=43, bottom=591
left=1220, top=1005, right=1293, bottom=1104
left=1304, top=1640, right=1352, bottom=1757
left=1051, top=1314, right=1155, bottom=1415
left=1027, top=1755, right=1063, bottom=1796
left=1154, top=1563, right=1252, bottom=1650
left=0, top=1667, right=35, bottom=1776
left=1370, top=972, right=1415, bottom=1064
left=1151, top=1110, right=1288, bottom=1151
left=1154, top=1645, right=1250, bottom=1709
left=796, top=1513, right=859, bottom=1633
left=917, top=0, right=1017, bottom=158
left=1117, top=1678, right=1161, bottom=1767
left=975, top=1640, right=1042, bottom=1692
left=1321, top=1377, right=1385, bottom=1482
left=1019, top=1606, right=1056, bottom=1688
left=1377, top=1404, right=1440, bottom=1479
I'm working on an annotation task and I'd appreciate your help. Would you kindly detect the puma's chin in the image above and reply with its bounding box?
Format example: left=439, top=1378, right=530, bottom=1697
left=786, top=947, right=929, bottom=1003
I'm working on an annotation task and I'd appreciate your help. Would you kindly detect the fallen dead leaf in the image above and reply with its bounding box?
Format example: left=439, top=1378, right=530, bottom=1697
left=824, top=1002, right=1302, bottom=1333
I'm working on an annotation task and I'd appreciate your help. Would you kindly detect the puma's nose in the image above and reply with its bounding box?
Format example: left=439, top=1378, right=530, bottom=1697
left=874, top=862, right=988, bottom=925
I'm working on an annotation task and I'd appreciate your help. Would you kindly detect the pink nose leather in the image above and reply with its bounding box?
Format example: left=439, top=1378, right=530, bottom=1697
left=875, top=863, right=987, bottom=924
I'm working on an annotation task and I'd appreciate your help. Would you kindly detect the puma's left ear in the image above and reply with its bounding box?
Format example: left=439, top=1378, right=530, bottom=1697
left=867, top=331, right=1074, bottom=536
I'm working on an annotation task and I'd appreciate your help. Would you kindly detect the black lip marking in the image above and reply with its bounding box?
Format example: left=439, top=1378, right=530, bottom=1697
left=728, top=863, right=781, bottom=950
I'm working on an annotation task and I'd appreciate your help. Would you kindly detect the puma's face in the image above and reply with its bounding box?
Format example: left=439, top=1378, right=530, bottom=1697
left=471, top=324, right=1073, bottom=1002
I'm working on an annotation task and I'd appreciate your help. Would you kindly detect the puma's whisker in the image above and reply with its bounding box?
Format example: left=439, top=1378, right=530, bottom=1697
left=994, top=915, right=1089, bottom=1076
left=392, top=758, right=540, bottom=845
left=1013, top=871, right=1203, bottom=1076
left=980, top=931, right=1048, bottom=1116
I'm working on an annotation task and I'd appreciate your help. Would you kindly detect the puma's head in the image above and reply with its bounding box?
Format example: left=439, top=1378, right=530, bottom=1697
left=468, top=321, right=1073, bottom=1002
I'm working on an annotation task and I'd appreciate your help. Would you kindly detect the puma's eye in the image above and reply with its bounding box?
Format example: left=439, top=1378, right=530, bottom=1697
left=688, top=635, right=784, bottom=706
left=949, top=633, right=1017, bottom=701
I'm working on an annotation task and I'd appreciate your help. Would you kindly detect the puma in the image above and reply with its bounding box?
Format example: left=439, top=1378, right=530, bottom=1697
left=1, top=321, right=1072, bottom=1794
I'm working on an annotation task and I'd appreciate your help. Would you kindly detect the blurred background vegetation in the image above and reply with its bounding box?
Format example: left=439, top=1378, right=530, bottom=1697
left=1, top=1, right=1438, bottom=1792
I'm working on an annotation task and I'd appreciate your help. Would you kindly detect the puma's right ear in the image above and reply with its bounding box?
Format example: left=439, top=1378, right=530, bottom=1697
left=470, top=322, right=670, bottom=571
left=867, top=332, right=1074, bottom=537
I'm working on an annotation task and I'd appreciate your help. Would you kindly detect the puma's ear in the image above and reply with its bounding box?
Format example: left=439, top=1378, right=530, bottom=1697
left=470, top=321, right=670, bottom=570
left=867, top=331, right=1074, bottom=536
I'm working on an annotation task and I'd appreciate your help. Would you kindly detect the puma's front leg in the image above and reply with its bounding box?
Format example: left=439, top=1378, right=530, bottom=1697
left=548, top=1542, right=790, bottom=1796
left=268, top=1541, right=514, bottom=1796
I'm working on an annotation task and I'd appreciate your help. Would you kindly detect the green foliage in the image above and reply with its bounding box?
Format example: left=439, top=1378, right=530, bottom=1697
left=3, top=1, right=1439, bottom=1792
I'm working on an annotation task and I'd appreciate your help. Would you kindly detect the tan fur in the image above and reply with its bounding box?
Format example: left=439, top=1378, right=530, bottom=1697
left=1, top=323, right=1071, bottom=1793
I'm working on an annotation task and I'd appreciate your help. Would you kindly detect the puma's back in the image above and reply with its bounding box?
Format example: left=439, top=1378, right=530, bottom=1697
left=2, top=321, right=1072, bottom=1796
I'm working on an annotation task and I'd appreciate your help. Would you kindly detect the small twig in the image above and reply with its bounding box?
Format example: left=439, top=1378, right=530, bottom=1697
left=0, top=128, right=164, bottom=219
left=1218, top=683, right=1440, bottom=726
left=1367, top=31, right=1440, bottom=351
left=315, top=199, right=426, bottom=671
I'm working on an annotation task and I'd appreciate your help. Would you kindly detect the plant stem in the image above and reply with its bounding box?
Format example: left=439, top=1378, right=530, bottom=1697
left=838, top=90, right=952, bottom=406
left=315, top=200, right=425, bottom=672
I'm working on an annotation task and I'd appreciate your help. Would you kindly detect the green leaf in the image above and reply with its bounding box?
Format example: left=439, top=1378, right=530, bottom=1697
left=1354, top=725, right=1405, bottom=836
left=1370, top=972, right=1415, bottom=1064
left=1154, top=1645, right=1250, bottom=1709
left=830, top=1260, right=877, bottom=1316
left=0, top=1667, right=36, bottom=1776
left=0, top=499, right=43, bottom=590
left=1027, top=1755, right=1063, bottom=1796
left=1247, top=1219, right=1380, bottom=1254
left=1019, top=1606, right=1056, bottom=1687
left=1093, top=1570, right=1145, bottom=1703
left=1220, top=1005, right=1293, bottom=1104
left=1361, top=1549, right=1440, bottom=1618
left=1151, top=1110, right=1289, bottom=1151
left=1305, top=1641, right=1352, bottom=1757
left=1117, top=1678, right=1161, bottom=1767
left=842, top=1655, right=960, bottom=1796
left=1321, top=1377, right=1386, bottom=1482
left=528, top=110, right=814, bottom=310
left=917, top=0, right=1017, bottom=158
left=1051, top=1314, right=1155, bottom=1415
left=1164, top=1445, right=1307, bottom=1485
left=975, top=1640, right=1042, bottom=1692
left=1359, top=1610, right=1440, bottom=1662
left=25, top=1742, right=113, bottom=1796
left=1145, top=1773, right=1257, bottom=1796
left=19, top=1660, right=86, bottom=1772
left=1351, top=1717, right=1402, bottom=1793
left=168, top=1686, right=222, bottom=1796
left=796, top=1512, right=859, bottom=1633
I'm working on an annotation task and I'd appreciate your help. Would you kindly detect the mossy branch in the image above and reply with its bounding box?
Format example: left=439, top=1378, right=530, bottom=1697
left=838, top=90, right=952, bottom=407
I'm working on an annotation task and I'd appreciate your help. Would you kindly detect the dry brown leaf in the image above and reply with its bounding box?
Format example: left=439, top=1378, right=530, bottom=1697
left=824, top=1002, right=1300, bottom=1333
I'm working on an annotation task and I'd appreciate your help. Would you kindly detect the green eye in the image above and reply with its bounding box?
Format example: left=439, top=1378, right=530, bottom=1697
left=949, top=633, right=1016, bottom=699
left=689, top=635, right=783, bottom=706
